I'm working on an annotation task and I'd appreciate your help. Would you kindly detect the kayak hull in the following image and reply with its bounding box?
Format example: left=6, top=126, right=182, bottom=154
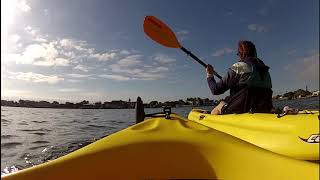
left=188, top=109, right=320, bottom=160
left=2, top=114, right=319, bottom=180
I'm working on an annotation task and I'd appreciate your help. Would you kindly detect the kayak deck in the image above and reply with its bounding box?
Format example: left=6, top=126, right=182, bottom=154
left=188, top=109, right=320, bottom=160
left=2, top=114, right=319, bottom=180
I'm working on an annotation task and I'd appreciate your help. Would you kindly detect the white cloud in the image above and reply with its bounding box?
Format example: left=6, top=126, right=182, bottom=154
left=212, top=48, right=234, bottom=57
left=67, top=79, right=82, bottom=83
left=99, top=74, right=130, bottom=81
left=177, top=30, right=189, bottom=35
left=132, top=72, right=165, bottom=80
left=60, top=38, right=75, bottom=47
left=148, top=66, right=169, bottom=73
left=59, top=88, right=81, bottom=92
left=44, top=9, right=49, bottom=16
left=24, top=26, right=38, bottom=36
left=3, top=41, right=71, bottom=67
left=74, top=65, right=89, bottom=72
left=67, top=73, right=91, bottom=78
left=91, top=52, right=117, bottom=61
left=11, top=72, right=64, bottom=84
left=117, top=55, right=142, bottom=67
left=120, top=50, right=131, bottom=55
left=16, top=0, right=31, bottom=12
left=35, top=36, right=48, bottom=43
left=9, top=34, right=20, bottom=43
left=59, top=38, right=94, bottom=54
left=153, top=54, right=176, bottom=64
left=248, top=24, right=268, bottom=32
left=284, top=53, right=319, bottom=84
left=105, top=53, right=175, bottom=81
left=54, top=58, right=69, bottom=66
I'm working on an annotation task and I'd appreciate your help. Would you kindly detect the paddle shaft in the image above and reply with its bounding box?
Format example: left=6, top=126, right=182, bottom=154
left=180, top=47, right=222, bottom=79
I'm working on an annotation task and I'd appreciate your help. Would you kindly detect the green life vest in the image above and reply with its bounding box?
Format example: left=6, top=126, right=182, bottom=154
left=231, top=62, right=272, bottom=89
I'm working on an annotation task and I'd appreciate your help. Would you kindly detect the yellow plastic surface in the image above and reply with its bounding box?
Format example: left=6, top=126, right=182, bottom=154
left=2, top=114, right=319, bottom=180
left=188, top=109, right=320, bottom=160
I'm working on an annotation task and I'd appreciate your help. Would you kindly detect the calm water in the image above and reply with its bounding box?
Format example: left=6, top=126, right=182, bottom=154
left=1, top=97, right=319, bottom=174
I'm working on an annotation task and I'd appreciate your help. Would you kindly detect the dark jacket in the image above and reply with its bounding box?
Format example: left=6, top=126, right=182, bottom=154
left=207, top=57, right=273, bottom=114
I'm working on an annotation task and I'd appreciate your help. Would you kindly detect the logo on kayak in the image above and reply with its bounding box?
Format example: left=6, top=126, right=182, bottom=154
left=299, top=134, right=320, bottom=143
left=199, top=115, right=206, bottom=120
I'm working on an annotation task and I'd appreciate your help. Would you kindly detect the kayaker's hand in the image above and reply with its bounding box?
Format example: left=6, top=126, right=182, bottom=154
left=206, top=64, right=214, bottom=78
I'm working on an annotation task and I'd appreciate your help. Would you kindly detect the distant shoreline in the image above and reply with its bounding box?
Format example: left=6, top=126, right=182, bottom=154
left=0, top=105, right=214, bottom=110
left=2, top=97, right=319, bottom=110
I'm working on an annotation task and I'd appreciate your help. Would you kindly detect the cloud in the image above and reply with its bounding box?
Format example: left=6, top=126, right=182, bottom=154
left=9, top=34, right=21, bottom=43
left=176, top=29, right=190, bottom=41
left=91, top=52, right=117, bottom=61
left=153, top=54, right=176, bottom=64
left=10, top=72, right=64, bottom=84
left=177, top=30, right=189, bottom=35
left=212, top=48, right=235, bottom=57
left=59, top=88, right=81, bottom=92
left=67, top=73, right=92, bottom=78
left=148, top=66, right=169, bottom=73
left=67, top=79, right=82, bottom=83
left=3, top=24, right=174, bottom=83
left=131, top=72, right=165, bottom=80
left=117, top=55, right=142, bottom=67
left=119, top=50, right=131, bottom=55
left=74, top=65, right=89, bottom=72
left=59, top=38, right=94, bottom=53
left=44, top=9, right=49, bottom=16
left=99, top=74, right=130, bottom=81
left=16, top=0, right=31, bottom=12
left=24, top=26, right=38, bottom=36
left=104, top=53, right=173, bottom=81
left=284, top=52, right=319, bottom=84
left=21, top=43, right=70, bottom=66
left=248, top=24, right=268, bottom=32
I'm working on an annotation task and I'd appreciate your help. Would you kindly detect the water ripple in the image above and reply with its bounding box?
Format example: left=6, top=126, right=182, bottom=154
left=1, top=135, right=19, bottom=139
left=31, top=120, right=47, bottom=123
left=29, top=145, right=48, bottom=150
left=32, top=141, right=50, bottom=144
left=87, top=124, right=106, bottom=128
left=17, top=128, right=52, bottom=132
left=31, top=132, right=46, bottom=136
left=1, top=142, right=23, bottom=149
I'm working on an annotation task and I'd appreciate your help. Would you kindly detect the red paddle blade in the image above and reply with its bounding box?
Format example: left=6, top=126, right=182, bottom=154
left=143, top=16, right=181, bottom=48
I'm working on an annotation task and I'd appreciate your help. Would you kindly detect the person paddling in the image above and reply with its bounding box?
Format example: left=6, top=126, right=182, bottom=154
left=206, top=40, right=273, bottom=114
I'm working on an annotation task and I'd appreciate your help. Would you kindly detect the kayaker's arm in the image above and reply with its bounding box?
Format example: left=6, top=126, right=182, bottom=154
left=207, top=68, right=238, bottom=95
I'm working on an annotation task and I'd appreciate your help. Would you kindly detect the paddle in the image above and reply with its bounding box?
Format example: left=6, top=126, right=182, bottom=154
left=143, top=16, right=222, bottom=79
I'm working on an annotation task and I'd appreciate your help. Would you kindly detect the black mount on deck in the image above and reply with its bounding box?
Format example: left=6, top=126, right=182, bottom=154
left=135, top=97, right=172, bottom=124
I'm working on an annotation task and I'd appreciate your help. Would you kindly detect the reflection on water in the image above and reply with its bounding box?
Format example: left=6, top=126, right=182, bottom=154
left=1, top=97, right=318, bottom=174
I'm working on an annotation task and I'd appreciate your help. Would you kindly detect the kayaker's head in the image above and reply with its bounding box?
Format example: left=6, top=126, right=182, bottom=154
left=237, top=40, right=257, bottom=60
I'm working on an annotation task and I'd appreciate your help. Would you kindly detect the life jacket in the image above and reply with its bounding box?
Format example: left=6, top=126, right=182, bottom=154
left=222, top=57, right=273, bottom=114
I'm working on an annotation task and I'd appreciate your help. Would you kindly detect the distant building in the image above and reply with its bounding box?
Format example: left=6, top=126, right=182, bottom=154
left=312, top=90, right=320, bottom=97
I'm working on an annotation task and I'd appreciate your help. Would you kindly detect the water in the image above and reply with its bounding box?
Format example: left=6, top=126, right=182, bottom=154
left=1, top=97, right=318, bottom=174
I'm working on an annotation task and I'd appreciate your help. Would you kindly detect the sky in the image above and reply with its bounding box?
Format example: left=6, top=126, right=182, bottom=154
left=1, top=0, right=319, bottom=103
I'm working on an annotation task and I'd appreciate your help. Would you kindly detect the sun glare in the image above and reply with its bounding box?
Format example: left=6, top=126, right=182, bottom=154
left=1, top=0, right=18, bottom=51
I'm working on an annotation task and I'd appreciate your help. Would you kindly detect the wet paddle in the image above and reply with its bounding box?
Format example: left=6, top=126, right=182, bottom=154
left=143, top=16, right=222, bottom=79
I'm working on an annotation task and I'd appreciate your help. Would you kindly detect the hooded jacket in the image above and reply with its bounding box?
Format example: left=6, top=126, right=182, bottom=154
left=207, top=57, right=273, bottom=113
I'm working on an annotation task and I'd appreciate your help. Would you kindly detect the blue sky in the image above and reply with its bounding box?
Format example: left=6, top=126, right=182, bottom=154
left=1, top=0, right=319, bottom=103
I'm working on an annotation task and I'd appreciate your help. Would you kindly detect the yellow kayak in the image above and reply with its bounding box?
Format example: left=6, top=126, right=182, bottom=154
left=2, top=113, right=319, bottom=180
left=188, top=109, right=320, bottom=160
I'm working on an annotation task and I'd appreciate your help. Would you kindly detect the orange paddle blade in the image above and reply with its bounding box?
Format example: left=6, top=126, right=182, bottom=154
left=143, top=16, right=181, bottom=48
